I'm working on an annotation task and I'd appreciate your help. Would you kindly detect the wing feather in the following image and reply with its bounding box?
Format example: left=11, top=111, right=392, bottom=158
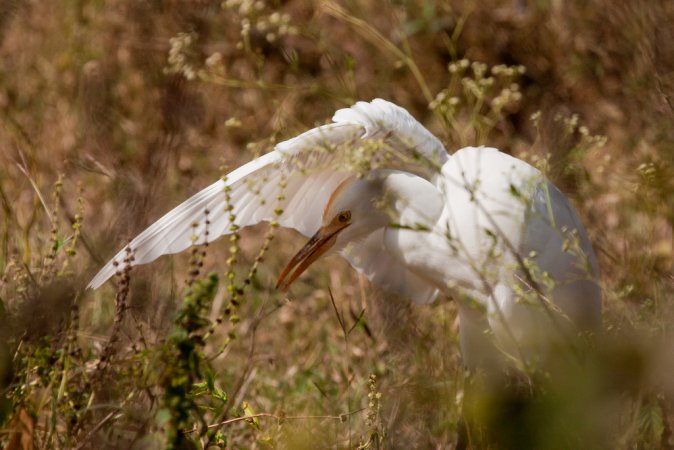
left=88, top=99, right=448, bottom=289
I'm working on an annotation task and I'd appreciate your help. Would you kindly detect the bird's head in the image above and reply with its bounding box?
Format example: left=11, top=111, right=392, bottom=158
left=276, top=175, right=389, bottom=291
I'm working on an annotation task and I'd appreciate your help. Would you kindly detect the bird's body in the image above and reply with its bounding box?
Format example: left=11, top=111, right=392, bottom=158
left=90, top=99, right=600, bottom=371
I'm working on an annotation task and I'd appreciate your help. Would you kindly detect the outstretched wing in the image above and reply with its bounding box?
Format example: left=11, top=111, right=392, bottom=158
left=88, top=99, right=448, bottom=289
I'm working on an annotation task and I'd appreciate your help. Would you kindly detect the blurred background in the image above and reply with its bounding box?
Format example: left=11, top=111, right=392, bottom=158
left=0, top=0, right=673, bottom=448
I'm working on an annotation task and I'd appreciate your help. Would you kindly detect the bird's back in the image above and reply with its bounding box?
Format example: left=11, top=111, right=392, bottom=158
left=436, top=147, right=601, bottom=367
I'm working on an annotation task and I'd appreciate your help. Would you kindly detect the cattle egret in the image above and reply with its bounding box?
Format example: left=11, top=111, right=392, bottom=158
left=89, top=99, right=601, bottom=370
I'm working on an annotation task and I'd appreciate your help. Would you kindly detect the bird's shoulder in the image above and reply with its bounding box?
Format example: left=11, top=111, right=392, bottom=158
left=333, top=98, right=448, bottom=167
left=440, top=146, right=542, bottom=197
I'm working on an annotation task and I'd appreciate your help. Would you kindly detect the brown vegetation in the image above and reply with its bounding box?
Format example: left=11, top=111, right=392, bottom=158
left=0, top=0, right=672, bottom=448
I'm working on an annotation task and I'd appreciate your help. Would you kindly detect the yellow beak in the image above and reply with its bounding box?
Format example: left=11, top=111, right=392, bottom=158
left=276, top=221, right=350, bottom=291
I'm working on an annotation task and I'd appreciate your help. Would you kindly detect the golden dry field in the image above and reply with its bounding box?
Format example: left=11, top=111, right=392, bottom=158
left=0, top=1, right=673, bottom=448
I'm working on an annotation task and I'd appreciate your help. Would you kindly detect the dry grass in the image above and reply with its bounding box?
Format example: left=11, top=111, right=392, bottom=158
left=0, top=0, right=673, bottom=448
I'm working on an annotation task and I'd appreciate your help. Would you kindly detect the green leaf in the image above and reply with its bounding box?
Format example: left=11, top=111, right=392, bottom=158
left=213, top=430, right=227, bottom=446
left=242, top=401, right=260, bottom=430
left=211, top=384, right=227, bottom=403
left=205, top=365, right=215, bottom=392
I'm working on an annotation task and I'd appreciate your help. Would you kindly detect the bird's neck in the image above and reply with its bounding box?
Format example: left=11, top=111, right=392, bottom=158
left=377, top=170, right=486, bottom=296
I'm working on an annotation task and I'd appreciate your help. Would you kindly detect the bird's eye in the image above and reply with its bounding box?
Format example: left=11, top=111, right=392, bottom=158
left=337, top=211, right=351, bottom=223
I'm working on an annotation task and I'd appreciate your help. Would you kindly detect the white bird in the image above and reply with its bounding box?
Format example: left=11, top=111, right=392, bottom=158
left=89, top=99, right=600, bottom=370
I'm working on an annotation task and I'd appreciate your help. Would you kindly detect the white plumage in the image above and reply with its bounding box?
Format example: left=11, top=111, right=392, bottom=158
left=89, top=99, right=600, bottom=369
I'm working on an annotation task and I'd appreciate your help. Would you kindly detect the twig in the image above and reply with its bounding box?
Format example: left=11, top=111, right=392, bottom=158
left=323, top=2, right=433, bottom=104
left=328, top=287, right=346, bottom=335
left=58, top=194, right=102, bottom=266
left=347, top=307, right=366, bottom=336
left=327, top=286, right=355, bottom=446
left=74, top=410, right=117, bottom=450
left=93, top=248, right=132, bottom=378
left=215, top=318, right=259, bottom=431
left=15, top=151, right=52, bottom=223
left=186, top=408, right=367, bottom=434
